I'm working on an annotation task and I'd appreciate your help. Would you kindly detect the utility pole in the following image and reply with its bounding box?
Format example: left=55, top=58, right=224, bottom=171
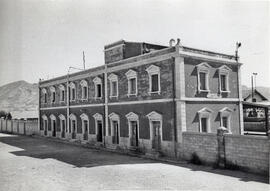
left=83, top=51, right=86, bottom=70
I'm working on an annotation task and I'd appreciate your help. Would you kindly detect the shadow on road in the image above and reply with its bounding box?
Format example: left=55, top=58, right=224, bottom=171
left=0, top=133, right=268, bottom=184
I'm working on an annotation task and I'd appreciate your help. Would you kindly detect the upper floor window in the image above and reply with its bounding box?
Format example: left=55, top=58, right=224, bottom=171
left=219, top=107, right=232, bottom=132
left=59, top=84, right=65, bottom=102
left=93, top=77, right=102, bottom=99
left=69, top=82, right=76, bottom=101
left=50, top=86, right=56, bottom=103
left=108, top=73, right=118, bottom=98
left=80, top=80, right=88, bottom=100
left=42, top=88, right=47, bottom=103
left=125, top=69, right=137, bottom=96
left=196, top=62, right=211, bottom=93
left=197, top=107, right=213, bottom=133
left=146, top=65, right=161, bottom=94
left=218, top=65, right=231, bottom=93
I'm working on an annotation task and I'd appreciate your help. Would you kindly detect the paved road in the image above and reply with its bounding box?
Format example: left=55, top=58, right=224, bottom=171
left=0, top=133, right=268, bottom=191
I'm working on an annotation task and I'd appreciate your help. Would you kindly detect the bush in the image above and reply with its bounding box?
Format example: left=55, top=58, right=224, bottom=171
left=190, top=152, right=202, bottom=165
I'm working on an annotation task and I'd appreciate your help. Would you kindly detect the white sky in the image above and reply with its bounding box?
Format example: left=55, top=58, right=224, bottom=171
left=0, top=0, right=269, bottom=87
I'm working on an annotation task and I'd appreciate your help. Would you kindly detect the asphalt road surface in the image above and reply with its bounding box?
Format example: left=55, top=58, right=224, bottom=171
left=0, top=133, right=268, bottom=191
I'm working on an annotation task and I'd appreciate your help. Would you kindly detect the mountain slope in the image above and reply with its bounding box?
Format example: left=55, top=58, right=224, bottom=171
left=0, top=80, right=38, bottom=115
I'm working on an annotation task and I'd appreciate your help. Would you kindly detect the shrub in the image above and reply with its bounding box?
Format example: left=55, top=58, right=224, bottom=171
left=190, top=152, right=202, bottom=165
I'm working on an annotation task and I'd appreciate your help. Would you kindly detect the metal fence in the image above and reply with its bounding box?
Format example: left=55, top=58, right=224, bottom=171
left=0, top=119, right=39, bottom=135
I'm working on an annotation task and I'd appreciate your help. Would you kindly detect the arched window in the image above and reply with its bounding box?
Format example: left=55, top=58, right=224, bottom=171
left=50, top=86, right=56, bottom=103
left=69, top=82, right=76, bottom=101
left=42, top=88, right=47, bottom=103
left=93, top=113, right=103, bottom=142
left=69, top=113, right=77, bottom=139
left=59, top=114, right=66, bottom=138
left=80, top=113, right=89, bottom=140
left=108, top=73, right=118, bottom=98
left=80, top=80, right=88, bottom=100
left=108, top=112, right=120, bottom=144
left=59, top=84, right=65, bottom=102
left=49, top=114, right=56, bottom=137
left=93, top=77, right=102, bottom=99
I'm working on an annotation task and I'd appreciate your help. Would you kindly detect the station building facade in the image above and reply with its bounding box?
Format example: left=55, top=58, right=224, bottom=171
left=39, top=40, right=243, bottom=157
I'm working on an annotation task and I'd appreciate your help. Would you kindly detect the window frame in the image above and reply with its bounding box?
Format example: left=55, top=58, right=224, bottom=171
left=146, top=111, right=163, bottom=141
left=125, top=69, right=138, bottom=96
left=69, top=82, right=76, bottom=101
left=93, top=113, right=103, bottom=139
left=196, top=62, right=211, bottom=93
left=219, top=107, right=232, bottom=132
left=80, top=113, right=89, bottom=135
left=108, top=112, right=120, bottom=138
left=93, top=77, right=103, bottom=99
left=108, top=74, right=118, bottom=98
left=197, top=107, right=213, bottom=133
left=50, top=86, right=56, bottom=103
left=42, top=88, right=47, bottom=104
left=69, top=113, right=77, bottom=134
left=126, top=112, right=140, bottom=146
left=218, top=65, right=231, bottom=93
left=59, top=84, right=65, bottom=102
left=146, top=65, right=161, bottom=94
left=80, top=80, right=88, bottom=100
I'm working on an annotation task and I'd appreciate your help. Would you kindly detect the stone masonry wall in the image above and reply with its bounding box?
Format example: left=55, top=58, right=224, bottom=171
left=180, top=132, right=218, bottom=164
left=224, top=134, right=269, bottom=175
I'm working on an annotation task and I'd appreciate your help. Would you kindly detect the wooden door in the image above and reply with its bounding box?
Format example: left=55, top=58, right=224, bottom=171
left=83, top=120, right=88, bottom=140
left=61, top=120, right=65, bottom=138
left=152, top=121, right=161, bottom=150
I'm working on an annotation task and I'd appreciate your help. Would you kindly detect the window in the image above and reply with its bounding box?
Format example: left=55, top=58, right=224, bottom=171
left=59, top=85, right=65, bottom=102
left=44, top=93, right=47, bottom=103
left=219, top=107, right=232, bottom=132
left=93, top=77, right=102, bottom=99
left=146, top=65, right=161, bottom=94
left=50, top=86, right=56, bottom=103
left=197, top=107, right=213, bottom=133
left=196, top=62, right=211, bottom=93
left=69, top=82, right=76, bottom=101
left=218, top=65, right=231, bottom=93
left=93, top=113, right=103, bottom=142
left=69, top=113, right=77, bottom=135
left=146, top=111, right=163, bottom=143
left=199, top=72, right=207, bottom=90
left=41, top=115, right=48, bottom=131
left=200, top=117, right=208, bottom=132
left=80, top=113, right=89, bottom=135
left=108, top=112, right=120, bottom=142
left=126, top=112, right=139, bottom=147
left=59, top=114, right=66, bottom=134
left=108, top=74, right=118, bottom=98
left=42, top=88, right=47, bottom=104
left=80, top=80, right=88, bottom=100
left=125, top=69, right=137, bottom=96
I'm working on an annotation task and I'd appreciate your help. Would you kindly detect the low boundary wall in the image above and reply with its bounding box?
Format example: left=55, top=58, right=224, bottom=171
left=0, top=119, right=39, bottom=136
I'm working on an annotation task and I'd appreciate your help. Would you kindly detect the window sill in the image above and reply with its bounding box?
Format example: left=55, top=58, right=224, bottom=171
left=148, top=91, right=161, bottom=95
left=109, top=95, right=118, bottom=98
left=95, top=97, right=103, bottom=100
left=81, top=98, right=88, bottom=101
left=220, top=90, right=231, bottom=93
left=198, top=89, right=210, bottom=93
left=127, top=93, right=137, bottom=97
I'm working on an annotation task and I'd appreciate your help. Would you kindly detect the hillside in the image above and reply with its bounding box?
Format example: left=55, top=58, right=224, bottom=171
left=0, top=80, right=38, bottom=118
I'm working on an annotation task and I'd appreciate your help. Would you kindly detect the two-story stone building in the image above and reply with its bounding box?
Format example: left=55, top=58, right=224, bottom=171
left=39, top=39, right=243, bottom=157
